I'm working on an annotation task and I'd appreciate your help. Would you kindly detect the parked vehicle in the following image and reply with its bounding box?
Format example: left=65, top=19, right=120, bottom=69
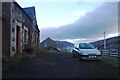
left=72, top=43, right=101, bottom=60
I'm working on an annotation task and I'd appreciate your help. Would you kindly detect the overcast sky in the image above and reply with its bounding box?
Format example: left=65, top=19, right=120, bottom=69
left=16, top=0, right=118, bottom=44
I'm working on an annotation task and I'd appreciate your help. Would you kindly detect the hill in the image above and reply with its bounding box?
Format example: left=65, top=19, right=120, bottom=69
left=91, top=36, right=120, bottom=50
left=55, top=41, right=74, bottom=47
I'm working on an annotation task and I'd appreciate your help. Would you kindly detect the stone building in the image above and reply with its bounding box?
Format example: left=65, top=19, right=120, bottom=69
left=23, top=7, right=40, bottom=52
left=2, top=1, right=40, bottom=58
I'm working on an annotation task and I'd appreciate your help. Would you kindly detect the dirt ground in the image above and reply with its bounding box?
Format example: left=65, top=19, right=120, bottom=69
left=2, top=50, right=119, bottom=79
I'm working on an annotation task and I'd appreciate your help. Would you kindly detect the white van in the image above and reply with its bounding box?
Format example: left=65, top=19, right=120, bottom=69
left=72, top=43, right=101, bottom=60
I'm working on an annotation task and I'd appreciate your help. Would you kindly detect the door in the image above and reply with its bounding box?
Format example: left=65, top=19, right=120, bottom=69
left=16, top=26, right=20, bottom=54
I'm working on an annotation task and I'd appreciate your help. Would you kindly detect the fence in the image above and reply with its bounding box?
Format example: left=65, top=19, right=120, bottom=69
left=99, top=49, right=119, bottom=58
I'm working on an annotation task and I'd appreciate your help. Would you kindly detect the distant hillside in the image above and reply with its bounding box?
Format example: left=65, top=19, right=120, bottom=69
left=55, top=41, right=74, bottom=47
left=91, top=36, right=120, bottom=50
left=40, top=37, right=74, bottom=49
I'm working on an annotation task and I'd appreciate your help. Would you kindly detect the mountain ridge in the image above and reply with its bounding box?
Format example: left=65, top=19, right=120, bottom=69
left=91, top=36, right=120, bottom=50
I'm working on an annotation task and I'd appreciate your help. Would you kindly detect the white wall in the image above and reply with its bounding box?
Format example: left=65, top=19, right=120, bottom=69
left=10, top=3, right=24, bottom=56
left=10, top=19, right=22, bottom=56
left=10, top=3, right=15, bottom=56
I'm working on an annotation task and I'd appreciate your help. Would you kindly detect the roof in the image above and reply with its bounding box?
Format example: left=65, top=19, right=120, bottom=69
left=23, top=6, right=36, bottom=21
left=23, top=6, right=40, bottom=31
left=14, top=2, right=33, bottom=21
left=40, top=37, right=57, bottom=48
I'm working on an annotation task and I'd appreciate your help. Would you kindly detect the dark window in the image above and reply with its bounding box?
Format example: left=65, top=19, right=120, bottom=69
left=79, top=43, right=95, bottom=49
left=12, top=27, right=15, bottom=32
left=24, top=30, right=27, bottom=44
left=12, top=47, right=15, bottom=51
left=12, top=9, right=14, bottom=13
left=12, top=19, right=14, bottom=23
left=12, top=37, right=15, bottom=41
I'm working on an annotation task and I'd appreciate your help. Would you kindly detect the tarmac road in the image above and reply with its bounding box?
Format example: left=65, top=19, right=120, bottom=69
left=2, top=51, right=119, bottom=78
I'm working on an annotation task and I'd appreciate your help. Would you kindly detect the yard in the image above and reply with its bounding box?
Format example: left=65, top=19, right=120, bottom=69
left=2, top=49, right=119, bottom=78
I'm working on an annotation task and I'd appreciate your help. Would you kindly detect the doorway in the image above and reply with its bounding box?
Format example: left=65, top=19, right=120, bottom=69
left=16, top=26, right=20, bottom=54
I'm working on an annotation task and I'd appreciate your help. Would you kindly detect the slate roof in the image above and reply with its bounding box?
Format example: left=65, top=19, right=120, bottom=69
left=23, top=6, right=36, bottom=21
left=23, top=6, right=40, bottom=32
left=40, top=37, right=74, bottom=48
left=13, top=2, right=33, bottom=21
left=40, top=37, right=57, bottom=48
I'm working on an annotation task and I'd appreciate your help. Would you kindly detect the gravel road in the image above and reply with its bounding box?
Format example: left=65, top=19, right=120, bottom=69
left=2, top=51, right=119, bottom=78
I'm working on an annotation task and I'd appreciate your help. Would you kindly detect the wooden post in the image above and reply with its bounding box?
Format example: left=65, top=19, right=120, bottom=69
left=104, top=31, right=106, bottom=50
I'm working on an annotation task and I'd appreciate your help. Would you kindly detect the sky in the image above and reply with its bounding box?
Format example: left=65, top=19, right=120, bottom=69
left=15, top=0, right=119, bottom=44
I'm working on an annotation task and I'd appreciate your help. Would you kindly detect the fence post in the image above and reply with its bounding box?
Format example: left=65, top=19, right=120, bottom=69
left=101, top=50, right=103, bottom=57
left=108, top=49, right=110, bottom=57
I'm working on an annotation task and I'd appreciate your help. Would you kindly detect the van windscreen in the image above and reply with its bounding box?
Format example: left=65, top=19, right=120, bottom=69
left=79, top=43, right=95, bottom=49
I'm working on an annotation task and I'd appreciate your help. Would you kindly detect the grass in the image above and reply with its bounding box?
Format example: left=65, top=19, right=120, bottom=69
left=2, top=51, right=37, bottom=69
left=35, top=49, right=50, bottom=56
left=3, top=49, right=53, bottom=67
left=2, top=54, right=22, bottom=70
left=101, top=57, right=119, bottom=68
left=68, top=54, right=119, bottom=78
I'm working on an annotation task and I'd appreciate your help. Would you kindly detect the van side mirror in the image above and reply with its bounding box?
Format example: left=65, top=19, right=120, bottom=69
left=96, top=47, right=98, bottom=49
left=75, top=47, right=79, bottom=50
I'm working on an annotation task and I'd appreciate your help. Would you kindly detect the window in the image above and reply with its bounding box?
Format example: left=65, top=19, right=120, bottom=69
left=32, top=33, right=34, bottom=42
left=12, top=9, right=14, bottom=13
left=17, top=9, right=20, bottom=15
left=12, top=47, right=15, bottom=51
left=24, top=30, right=28, bottom=44
left=12, top=19, right=14, bottom=23
left=24, top=26, right=28, bottom=44
left=12, top=37, right=15, bottom=41
left=12, top=27, right=15, bottom=33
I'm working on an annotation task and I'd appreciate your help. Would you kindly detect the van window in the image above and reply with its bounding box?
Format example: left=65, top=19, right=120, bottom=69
left=79, top=43, right=95, bottom=49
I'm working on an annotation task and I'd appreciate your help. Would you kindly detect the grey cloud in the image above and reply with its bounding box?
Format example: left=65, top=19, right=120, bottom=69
left=41, top=2, right=118, bottom=42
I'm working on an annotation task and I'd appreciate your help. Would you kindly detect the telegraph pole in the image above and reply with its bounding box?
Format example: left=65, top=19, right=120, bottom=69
left=104, top=31, right=106, bottom=50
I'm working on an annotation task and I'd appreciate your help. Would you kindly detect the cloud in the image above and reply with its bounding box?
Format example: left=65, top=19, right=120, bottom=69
left=72, top=10, right=88, bottom=17
left=41, top=2, right=118, bottom=43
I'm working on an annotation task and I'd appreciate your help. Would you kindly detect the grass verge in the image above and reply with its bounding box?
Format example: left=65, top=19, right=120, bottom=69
left=101, top=57, right=119, bottom=68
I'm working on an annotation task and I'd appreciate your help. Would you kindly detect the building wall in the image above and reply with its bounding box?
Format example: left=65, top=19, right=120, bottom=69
left=10, top=2, right=23, bottom=56
left=0, top=3, right=2, bottom=77
left=36, top=26, right=40, bottom=49
left=2, top=2, right=40, bottom=58
left=0, top=1, right=1, bottom=78
left=32, top=22, right=40, bottom=51
left=2, top=2, right=11, bottom=57
left=2, top=2, right=33, bottom=57
left=22, top=8, right=33, bottom=50
left=10, top=2, right=33, bottom=55
left=23, top=7, right=40, bottom=51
